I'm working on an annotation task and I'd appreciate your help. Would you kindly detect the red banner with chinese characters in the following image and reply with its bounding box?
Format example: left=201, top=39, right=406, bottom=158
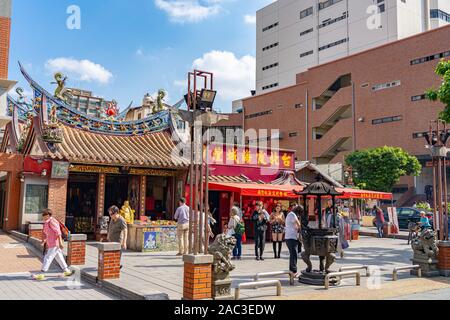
left=205, top=144, right=295, bottom=170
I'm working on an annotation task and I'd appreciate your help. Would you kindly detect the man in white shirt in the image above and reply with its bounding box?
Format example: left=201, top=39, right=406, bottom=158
left=285, top=205, right=302, bottom=276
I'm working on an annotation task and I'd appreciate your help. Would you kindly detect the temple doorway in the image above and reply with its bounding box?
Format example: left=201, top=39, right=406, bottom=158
left=104, top=175, right=140, bottom=216
left=66, top=174, right=98, bottom=235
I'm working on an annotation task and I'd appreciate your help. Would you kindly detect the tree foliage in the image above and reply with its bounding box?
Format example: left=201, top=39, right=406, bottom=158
left=345, top=146, right=422, bottom=192
left=426, top=59, right=450, bottom=122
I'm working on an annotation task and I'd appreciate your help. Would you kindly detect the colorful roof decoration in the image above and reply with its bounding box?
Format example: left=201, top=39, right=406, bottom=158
left=17, top=62, right=172, bottom=136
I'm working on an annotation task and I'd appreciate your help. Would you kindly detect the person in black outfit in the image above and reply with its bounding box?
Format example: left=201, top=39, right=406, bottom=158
left=252, top=201, right=269, bottom=261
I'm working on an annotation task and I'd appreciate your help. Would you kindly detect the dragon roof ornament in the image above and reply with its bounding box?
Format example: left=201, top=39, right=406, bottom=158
left=18, top=62, right=172, bottom=136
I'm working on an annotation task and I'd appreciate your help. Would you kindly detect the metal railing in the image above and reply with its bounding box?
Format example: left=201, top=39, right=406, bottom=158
left=392, top=265, right=422, bottom=281
left=254, top=271, right=295, bottom=285
left=235, top=280, right=282, bottom=300
left=339, top=265, right=371, bottom=277
left=324, top=271, right=361, bottom=290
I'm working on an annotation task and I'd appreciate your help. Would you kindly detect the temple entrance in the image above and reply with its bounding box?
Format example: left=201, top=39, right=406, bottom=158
left=145, top=176, right=171, bottom=220
left=66, top=174, right=98, bottom=235
left=104, top=175, right=140, bottom=216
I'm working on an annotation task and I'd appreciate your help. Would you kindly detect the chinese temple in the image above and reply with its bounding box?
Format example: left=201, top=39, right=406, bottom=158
left=0, top=64, right=189, bottom=237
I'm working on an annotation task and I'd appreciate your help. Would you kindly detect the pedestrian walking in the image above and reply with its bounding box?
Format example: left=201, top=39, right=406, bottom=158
left=174, top=198, right=190, bottom=256
left=107, top=205, right=128, bottom=269
left=252, top=201, right=269, bottom=261
left=227, top=207, right=244, bottom=260
left=285, top=205, right=302, bottom=277
left=373, top=205, right=385, bottom=238
left=32, top=209, right=74, bottom=281
left=269, top=203, right=285, bottom=259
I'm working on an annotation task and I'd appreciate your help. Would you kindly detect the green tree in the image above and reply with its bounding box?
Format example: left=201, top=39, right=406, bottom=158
left=345, top=146, right=421, bottom=192
left=426, top=59, right=450, bottom=122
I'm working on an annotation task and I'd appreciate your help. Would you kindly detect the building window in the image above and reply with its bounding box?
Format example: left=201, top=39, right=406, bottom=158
left=430, top=9, right=450, bottom=23
left=372, top=80, right=401, bottom=91
left=25, top=184, right=48, bottom=215
left=319, top=0, right=343, bottom=10
left=262, top=83, right=279, bottom=91
left=289, top=132, right=298, bottom=138
left=300, top=7, right=314, bottom=19
left=319, top=38, right=348, bottom=51
left=262, top=62, right=279, bottom=71
left=410, top=50, right=450, bottom=65
left=372, top=115, right=402, bottom=125
left=245, top=110, right=273, bottom=120
left=318, top=11, right=348, bottom=29
left=262, top=42, right=279, bottom=51
left=300, top=50, right=314, bottom=58
left=262, top=22, right=279, bottom=32
left=300, top=28, right=314, bottom=37
left=413, top=132, right=426, bottom=139
left=411, top=94, right=426, bottom=102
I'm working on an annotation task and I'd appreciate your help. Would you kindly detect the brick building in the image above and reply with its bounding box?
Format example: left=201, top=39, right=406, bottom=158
left=241, top=25, right=450, bottom=203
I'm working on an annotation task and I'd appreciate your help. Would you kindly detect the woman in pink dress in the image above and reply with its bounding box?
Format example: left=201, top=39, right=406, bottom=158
left=33, top=209, right=74, bottom=280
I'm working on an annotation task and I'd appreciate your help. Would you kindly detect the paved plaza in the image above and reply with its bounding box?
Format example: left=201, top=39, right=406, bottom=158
left=80, top=234, right=449, bottom=300
left=1, top=230, right=450, bottom=300
left=0, top=231, right=116, bottom=300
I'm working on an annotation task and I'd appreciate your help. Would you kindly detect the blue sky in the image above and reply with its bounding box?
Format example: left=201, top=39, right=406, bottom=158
left=9, top=0, right=274, bottom=113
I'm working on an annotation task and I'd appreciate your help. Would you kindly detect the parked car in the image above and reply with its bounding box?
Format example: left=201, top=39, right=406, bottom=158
left=372, top=207, right=433, bottom=230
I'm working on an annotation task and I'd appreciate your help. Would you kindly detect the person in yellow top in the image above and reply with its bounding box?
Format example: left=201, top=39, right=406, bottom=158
left=120, top=201, right=135, bottom=224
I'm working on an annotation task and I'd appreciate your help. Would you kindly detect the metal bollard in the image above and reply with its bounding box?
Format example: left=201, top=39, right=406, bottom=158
left=235, top=280, right=282, bottom=300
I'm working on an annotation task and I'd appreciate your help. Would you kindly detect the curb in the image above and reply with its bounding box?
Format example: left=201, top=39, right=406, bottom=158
left=359, top=231, right=409, bottom=240
left=8, top=231, right=169, bottom=300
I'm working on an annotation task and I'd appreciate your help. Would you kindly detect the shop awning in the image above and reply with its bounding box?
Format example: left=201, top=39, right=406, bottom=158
left=336, top=188, right=393, bottom=200
left=208, top=182, right=304, bottom=199
left=209, top=182, right=393, bottom=201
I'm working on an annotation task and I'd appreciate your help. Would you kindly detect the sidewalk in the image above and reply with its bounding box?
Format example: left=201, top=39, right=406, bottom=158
left=80, top=235, right=436, bottom=300
left=0, top=231, right=116, bottom=300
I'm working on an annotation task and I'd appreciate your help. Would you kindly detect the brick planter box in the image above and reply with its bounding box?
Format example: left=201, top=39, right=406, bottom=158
left=438, top=241, right=450, bottom=277
left=67, top=234, right=87, bottom=266
left=183, top=255, right=213, bottom=300
left=97, top=243, right=122, bottom=280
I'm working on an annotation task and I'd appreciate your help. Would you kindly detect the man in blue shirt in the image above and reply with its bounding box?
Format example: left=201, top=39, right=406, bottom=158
left=174, top=198, right=190, bottom=256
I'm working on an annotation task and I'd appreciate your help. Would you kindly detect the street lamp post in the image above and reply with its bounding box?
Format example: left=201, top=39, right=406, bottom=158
left=423, top=120, right=450, bottom=241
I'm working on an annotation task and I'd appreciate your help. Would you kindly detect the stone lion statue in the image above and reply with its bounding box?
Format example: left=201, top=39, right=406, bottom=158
left=208, top=234, right=237, bottom=280
left=411, top=228, right=439, bottom=259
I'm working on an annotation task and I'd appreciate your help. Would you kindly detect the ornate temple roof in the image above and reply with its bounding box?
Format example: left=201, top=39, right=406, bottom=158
left=2, top=63, right=189, bottom=169
left=47, top=125, right=188, bottom=168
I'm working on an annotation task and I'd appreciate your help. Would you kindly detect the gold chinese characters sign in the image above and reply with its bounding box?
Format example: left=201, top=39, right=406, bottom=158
left=206, top=145, right=295, bottom=169
left=69, top=165, right=177, bottom=177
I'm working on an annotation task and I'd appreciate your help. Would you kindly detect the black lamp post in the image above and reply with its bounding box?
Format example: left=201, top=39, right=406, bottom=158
left=423, top=120, right=449, bottom=241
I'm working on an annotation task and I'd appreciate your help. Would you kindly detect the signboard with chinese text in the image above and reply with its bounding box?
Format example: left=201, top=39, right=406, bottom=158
left=206, top=144, right=295, bottom=170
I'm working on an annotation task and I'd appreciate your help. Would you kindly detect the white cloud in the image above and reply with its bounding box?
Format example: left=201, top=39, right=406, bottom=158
left=154, top=0, right=223, bottom=23
left=176, top=50, right=255, bottom=102
left=244, top=14, right=256, bottom=24
left=45, top=58, right=113, bottom=85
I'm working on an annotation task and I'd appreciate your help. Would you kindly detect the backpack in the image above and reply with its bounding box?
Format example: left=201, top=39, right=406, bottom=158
left=56, top=219, right=70, bottom=240
left=234, top=220, right=246, bottom=235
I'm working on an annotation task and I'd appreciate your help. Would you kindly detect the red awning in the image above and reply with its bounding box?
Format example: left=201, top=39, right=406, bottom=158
left=208, top=182, right=393, bottom=201
left=336, top=188, right=393, bottom=200
left=208, top=182, right=304, bottom=199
